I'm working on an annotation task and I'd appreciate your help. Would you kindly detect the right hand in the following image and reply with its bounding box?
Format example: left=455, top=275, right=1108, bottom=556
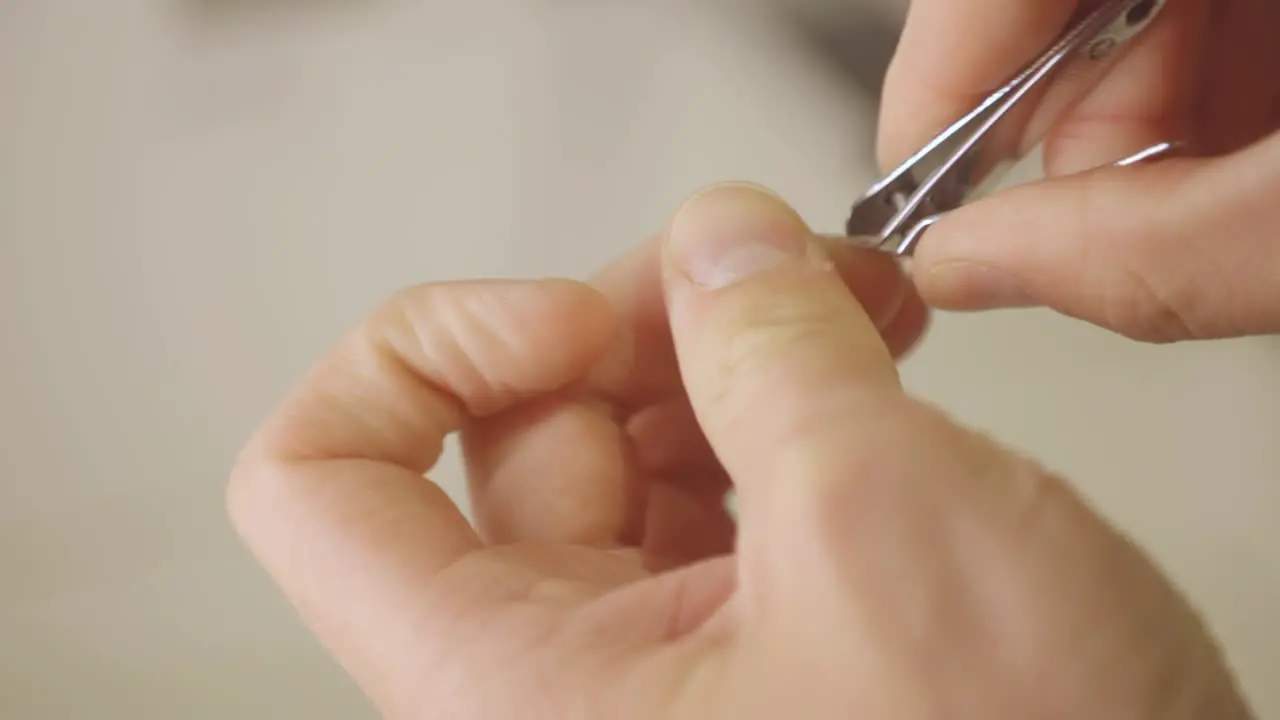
left=879, top=0, right=1280, bottom=342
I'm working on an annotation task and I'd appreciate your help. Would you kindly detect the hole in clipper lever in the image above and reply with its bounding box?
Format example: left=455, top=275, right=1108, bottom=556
left=1126, top=0, right=1158, bottom=26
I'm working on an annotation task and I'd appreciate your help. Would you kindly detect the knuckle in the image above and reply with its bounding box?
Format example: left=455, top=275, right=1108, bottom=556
left=1106, top=266, right=1197, bottom=343
left=1074, top=179, right=1203, bottom=343
left=998, top=454, right=1082, bottom=533
left=1104, top=232, right=1200, bottom=343
left=375, top=283, right=506, bottom=413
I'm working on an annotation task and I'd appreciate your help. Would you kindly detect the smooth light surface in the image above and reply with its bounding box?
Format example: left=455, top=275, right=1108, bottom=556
left=2, top=2, right=1277, bottom=717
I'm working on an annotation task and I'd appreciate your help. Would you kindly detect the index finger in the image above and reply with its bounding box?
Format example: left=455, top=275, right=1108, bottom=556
left=227, top=279, right=615, bottom=710
left=877, top=0, right=1077, bottom=169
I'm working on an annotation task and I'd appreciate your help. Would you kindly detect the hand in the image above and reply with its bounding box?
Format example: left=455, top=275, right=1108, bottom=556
left=879, top=0, right=1280, bottom=342
left=229, top=185, right=1251, bottom=719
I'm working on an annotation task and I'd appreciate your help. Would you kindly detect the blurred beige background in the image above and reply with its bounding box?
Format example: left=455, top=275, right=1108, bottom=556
left=1, top=1, right=1277, bottom=718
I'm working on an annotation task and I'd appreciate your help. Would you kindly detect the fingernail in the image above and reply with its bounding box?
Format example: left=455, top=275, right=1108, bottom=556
left=925, top=260, right=1035, bottom=309
left=666, top=182, right=823, bottom=290
left=874, top=275, right=910, bottom=331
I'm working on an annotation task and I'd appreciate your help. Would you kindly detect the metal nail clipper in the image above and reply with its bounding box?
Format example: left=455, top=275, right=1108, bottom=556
left=844, top=0, right=1177, bottom=256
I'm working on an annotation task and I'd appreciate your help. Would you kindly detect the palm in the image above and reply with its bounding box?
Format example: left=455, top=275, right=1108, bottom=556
left=393, top=519, right=734, bottom=718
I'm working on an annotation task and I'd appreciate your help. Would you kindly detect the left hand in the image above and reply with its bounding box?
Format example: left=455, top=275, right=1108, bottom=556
left=229, top=185, right=1248, bottom=720
left=226, top=187, right=927, bottom=718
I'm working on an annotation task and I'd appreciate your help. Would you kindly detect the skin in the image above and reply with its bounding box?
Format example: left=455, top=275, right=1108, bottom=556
left=881, top=0, right=1280, bottom=342
left=229, top=184, right=1254, bottom=719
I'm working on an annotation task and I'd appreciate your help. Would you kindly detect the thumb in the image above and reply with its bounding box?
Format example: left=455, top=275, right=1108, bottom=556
left=912, top=132, right=1280, bottom=342
left=655, top=188, right=1250, bottom=720
left=659, top=183, right=932, bottom=615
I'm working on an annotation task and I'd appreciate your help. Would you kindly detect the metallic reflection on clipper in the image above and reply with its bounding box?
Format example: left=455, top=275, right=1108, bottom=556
left=844, top=0, right=1175, bottom=257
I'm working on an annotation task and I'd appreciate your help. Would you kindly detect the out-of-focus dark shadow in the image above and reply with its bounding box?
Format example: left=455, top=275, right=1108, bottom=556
left=764, top=1, right=906, bottom=159
left=768, top=2, right=905, bottom=104
left=174, top=0, right=382, bottom=32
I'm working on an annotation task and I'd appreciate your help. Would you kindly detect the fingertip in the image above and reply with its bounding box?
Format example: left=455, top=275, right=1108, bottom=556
left=819, top=239, right=916, bottom=332
left=907, top=181, right=1085, bottom=312
left=906, top=156, right=1223, bottom=334
left=659, top=181, right=905, bottom=480
left=663, top=182, right=815, bottom=294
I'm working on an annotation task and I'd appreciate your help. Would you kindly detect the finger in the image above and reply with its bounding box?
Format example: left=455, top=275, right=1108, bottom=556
left=879, top=0, right=1077, bottom=169
left=586, top=231, right=925, bottom=409
left=655, top=185, right=1221, bottom=691
left=1041, top=0, right=1209, bottom=175
left=227, top=279, right=616, bottom=708
left=461, top=239, right=674, bottom=549
left=659, top=183, right=907, bottom=486
left=641, top=477, right=738, bottom=572
left=660, top=183, right=955, bottom=615
left=462, top=395, right=645, bottom=547
left=879, top=0, right=1205, bottom=176
left=462, top=231, right=928, bottom=550
left=627, top=397, right=738, bottom=570
left=913, top=131, right=1280, bottom=341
